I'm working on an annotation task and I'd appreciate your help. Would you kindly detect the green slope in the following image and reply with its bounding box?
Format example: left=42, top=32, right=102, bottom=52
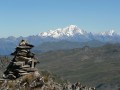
left=36, top=44, right=120, bottom=89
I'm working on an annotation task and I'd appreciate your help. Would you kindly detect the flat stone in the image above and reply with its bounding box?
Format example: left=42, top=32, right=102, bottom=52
left=22, top=68, right=37, bottom=72
left=19, top=72, right=29, bottom=76
left=25, top=44, right=34, bottom=47
left=9, top=71, right=14, bottom=74
left=14, top=62, right=25, bottom=66
left=16, top=69, right=27, bottom=73
left=16, top=52, right=28, bottom=57
left=16, top=46, right=32, bottom=49
left=16, top=56, right=31, bottom=61
left=7, top=74, right=16, bottom=79
left=20, top=49, right=28, bottom=52
left=21, top=65, right=30, bottom=68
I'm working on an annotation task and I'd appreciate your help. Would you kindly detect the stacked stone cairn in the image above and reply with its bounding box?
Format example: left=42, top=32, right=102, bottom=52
left=3, top=40, right=39, bottom=79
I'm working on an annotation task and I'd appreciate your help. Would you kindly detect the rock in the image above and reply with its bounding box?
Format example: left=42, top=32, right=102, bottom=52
left=3, top=39, right=39, bottom=79
left=13, top=61, right=25, bottom=66
left=16, top=46, right=32, bottom=49
left=19, top=39, right=34, bottom=47
left=19, top=72, right=29, bottom=76
left=21, top=65, right=30, bottom=68
left=22, top=68, right=37, bottom=72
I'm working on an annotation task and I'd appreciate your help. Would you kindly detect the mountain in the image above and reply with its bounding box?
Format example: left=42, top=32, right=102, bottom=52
left=38, top=25, right=120, bottom=43
left=36, top=44, right=120, bottom=90
left=99, top=30, right=117, bottom=36
left=39, top=25, right=87, bottom=38
left=0, top=25, right=120, bottom=55
left=1, top=44, right=120, bottom=89
left=32, top=40, right=105, bottom=53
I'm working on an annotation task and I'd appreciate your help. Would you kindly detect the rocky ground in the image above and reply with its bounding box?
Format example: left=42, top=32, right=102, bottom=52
left=0, top=70, right=95, bottom=90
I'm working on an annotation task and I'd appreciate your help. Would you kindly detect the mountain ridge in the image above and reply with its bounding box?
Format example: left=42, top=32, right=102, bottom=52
left=36, top=43, right=120, bottom=90
left=1, top=25, right=119, bottom=39
left=0, top=25, right=120, bottom=55
left=38, top=25, right=119, bottom=38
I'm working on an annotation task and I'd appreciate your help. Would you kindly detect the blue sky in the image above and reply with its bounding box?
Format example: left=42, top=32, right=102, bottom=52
left=0, top=0, right=120, bottom=37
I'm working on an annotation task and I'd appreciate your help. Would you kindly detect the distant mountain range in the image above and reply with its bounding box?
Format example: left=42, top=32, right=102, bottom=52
left=0, top=25, right=120, bottom=55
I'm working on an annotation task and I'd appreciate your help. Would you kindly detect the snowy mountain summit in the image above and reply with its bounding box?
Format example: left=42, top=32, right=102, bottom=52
left=38, top=25, right=120, bottom=43
left=0, top=25, right=120, bottom=55
left=39, top=25, right=119, bottom=38
left=99, top=30, right=117, bottom=36
left=39, top=25, right=87, bottom=38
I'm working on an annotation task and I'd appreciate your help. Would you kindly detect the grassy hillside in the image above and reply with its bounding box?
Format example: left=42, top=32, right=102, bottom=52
left=36, top=44, right=120, bottom=89
left=1, top=44, right=120, bottom=89
left=0, top=56, right=10, bottom=77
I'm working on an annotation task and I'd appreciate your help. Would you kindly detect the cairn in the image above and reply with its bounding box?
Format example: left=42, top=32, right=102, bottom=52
left=3, top=39, right=39, bottom=79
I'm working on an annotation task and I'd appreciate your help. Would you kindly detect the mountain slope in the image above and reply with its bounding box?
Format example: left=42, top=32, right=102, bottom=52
left=39, top=25, right=87, bottom=38
left=0, top=43, right=120, bottom=89
left=36, top=44, right=120, bottom=89
left=33, top=40, right=104, bottom=52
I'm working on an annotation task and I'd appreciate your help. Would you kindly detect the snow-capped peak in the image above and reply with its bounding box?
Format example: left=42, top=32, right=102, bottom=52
left=67, top=25, right=78, bottom=30
left=108, top=30, right=115, bottom=36
left=100, top=30, right=116, bottom=36
left=63, top=25, right=87, bottom=35
left=39, top=25, right=87, bottom=38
